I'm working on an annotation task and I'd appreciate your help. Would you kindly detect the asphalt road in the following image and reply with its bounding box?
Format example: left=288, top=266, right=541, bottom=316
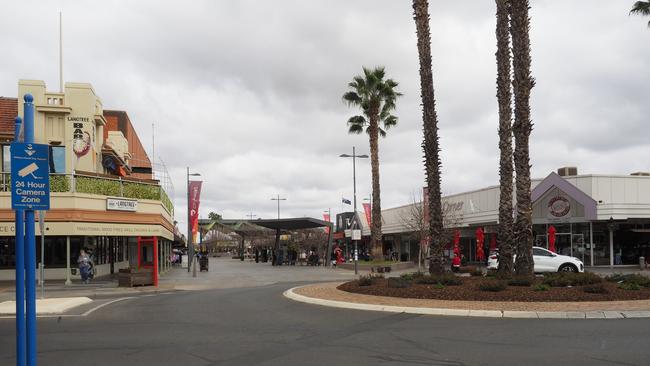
left=1, top=261, right=650, bottom=365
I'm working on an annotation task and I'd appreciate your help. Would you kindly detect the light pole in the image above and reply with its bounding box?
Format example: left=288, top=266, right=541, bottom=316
left=187, top=167, right=201, bottom=276
left=271, top=194, right=287, bottom=219
left=340, top=146, right=369, bottom=275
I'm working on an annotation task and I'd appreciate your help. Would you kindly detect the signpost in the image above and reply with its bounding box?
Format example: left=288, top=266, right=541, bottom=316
left=12, top=94, right=50, bottom=366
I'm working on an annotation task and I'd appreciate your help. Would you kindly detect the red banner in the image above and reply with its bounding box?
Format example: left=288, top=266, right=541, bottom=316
left=362, top=203, right=372, bottom=226
left=189, top=181, right=202, bottom=244
left=323, top=213, right=330, bottom=234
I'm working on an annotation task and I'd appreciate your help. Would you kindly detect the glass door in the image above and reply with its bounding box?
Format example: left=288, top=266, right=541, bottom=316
left=555, top=234, right=572, bottom=256
left=572, top=234, right=585, bottom=262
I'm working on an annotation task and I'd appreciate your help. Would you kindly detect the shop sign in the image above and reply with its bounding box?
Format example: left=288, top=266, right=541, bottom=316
left=548, top=196, right=571, bottom=218
left=352, top=229, right=361, bottom=240
left=106, top=198, right=138, bottom=212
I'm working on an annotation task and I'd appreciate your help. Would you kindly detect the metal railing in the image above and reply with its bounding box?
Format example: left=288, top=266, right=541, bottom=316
left=0, top=172, right=174, bottom=215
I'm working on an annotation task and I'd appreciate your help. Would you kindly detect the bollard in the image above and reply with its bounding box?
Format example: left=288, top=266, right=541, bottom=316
left=640, top=256, right=646, bottom=270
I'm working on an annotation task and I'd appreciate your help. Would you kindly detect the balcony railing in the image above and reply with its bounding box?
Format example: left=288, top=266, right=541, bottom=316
left=0, top=172, right=174, bottom=215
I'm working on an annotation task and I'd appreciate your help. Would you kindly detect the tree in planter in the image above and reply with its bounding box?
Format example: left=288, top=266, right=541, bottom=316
left=495, top=0, right=515, bottom=277
left=343, top=66, right=401, bottom=259
left=412, top=0, right=445, bottom=274
left=511, top=0, right=535, bottom=276
left=630, top=1, right=650, bottom=27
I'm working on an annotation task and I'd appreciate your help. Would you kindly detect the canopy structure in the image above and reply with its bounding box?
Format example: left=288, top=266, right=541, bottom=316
left=249, top=218, right=334, bottom=266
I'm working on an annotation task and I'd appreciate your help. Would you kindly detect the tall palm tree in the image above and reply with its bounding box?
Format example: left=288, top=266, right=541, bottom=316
left=412, top=0, right=445, bottom=274
left=495, top=0, right=515, bottom=277
left=631, top=1, right=650, bottom=27
left=343, top=66, right=401, bottom=258
left=510, top=0, right=535, bottom=276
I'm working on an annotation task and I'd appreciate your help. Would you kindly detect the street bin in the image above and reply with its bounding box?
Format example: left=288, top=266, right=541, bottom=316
left=640, top=256, right=646, bottom=270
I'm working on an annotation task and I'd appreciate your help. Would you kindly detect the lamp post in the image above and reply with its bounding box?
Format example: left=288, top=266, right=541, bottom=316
left=271, top=194, right=286, bottom=219
left=187, top=167, right=200, bottom=276
left=607, top=217, right=616, bottom=267
left=340, top=146, right=369, bottom=275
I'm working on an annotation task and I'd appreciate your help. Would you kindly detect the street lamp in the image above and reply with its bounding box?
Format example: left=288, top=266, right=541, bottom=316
left=340, top=146, right=369, bottom=274
left=271, top=194, right=287, bottom=219
left=187, top=167, right=201, bottom=277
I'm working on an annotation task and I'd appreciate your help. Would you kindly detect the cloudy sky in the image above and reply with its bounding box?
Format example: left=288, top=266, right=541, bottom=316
left=1, top=1, right=648, bottom=230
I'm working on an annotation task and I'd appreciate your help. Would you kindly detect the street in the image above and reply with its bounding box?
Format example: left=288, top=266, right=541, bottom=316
left=1, top=259, right=650, bottom=365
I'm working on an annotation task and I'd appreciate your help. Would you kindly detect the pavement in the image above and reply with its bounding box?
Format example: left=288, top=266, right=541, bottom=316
left=1, top=258, right=650, bottom=365
left=0, top=297, right=92, bottom=315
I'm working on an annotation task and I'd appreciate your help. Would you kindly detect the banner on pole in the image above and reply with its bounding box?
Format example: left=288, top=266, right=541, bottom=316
left=362, top=203, right=371, bottom=226
left=323, top=213, right=330, bottom=234
left=189, top=181, right=202, bottom=244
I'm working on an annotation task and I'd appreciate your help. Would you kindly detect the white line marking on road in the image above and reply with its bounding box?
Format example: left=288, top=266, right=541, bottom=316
left=81, top=297, right=135, bottom=317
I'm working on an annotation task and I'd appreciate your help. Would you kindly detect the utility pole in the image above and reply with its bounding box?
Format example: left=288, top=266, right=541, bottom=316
left=271, top=194, right=286, bottom=219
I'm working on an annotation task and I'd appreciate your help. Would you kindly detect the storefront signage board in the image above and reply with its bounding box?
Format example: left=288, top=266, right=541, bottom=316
left=107, top=198, right=138, bottom=212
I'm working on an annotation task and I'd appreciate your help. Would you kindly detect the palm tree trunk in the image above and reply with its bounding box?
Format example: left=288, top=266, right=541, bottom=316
left=495, top=0, right=515, bottom=277
left=368, top=106, right=383, bottom=259
left=510, top=0, right=535, bottom=276
left=413, top=0, right=444, bottom=274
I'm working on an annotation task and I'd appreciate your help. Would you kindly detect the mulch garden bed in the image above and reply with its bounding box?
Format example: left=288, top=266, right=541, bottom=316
left=338, top=274, right=650, bottom=302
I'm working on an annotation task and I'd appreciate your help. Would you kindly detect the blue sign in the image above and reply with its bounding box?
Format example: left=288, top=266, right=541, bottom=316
left=11, top=142, right=50, bottom=210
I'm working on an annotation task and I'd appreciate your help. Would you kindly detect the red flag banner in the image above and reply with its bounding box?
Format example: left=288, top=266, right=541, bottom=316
left=362, top=203, right=372, bottom=226
left=323, top=213, right=330, bottom=234
left=189, top=181, right=202, bottom=244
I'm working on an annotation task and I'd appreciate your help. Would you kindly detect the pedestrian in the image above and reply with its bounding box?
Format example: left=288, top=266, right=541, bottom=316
left=78, top=249, right=91, bottom=284
left=452, top=254, right=461, bottom=272
left=255, top=248, right=260, bottom=263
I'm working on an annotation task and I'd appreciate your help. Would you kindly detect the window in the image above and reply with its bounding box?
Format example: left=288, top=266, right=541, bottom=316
left=2, top=145, right=10, bottom=172
left=533, top=247, right=554, bottom=257
left=49, top=146, right=65, bottom=173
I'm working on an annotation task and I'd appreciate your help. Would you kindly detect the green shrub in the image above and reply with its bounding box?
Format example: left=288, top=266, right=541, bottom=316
left=76, top=176, right=121, bottom=196
left=583, top=284, right=608, bottom=294
left=123, top=182, right=160, bottom=200
left=478, top=280, right=507, bottom=292
left=619, top=282, right=642, bottom=291
left=533, top=284, right=551, bottom=292
left=388, top=277, right=411, bottom=289
left=415, top=273, right=462, bottom=286
left=607, top=274, right=650, bottom=287
left=470, top=268, right=484, bottom=277
left=508, top=276, right=534, bottom=287
left=543, top=272, right=602, bottom=287
left=357, top=274, right=384, bottom=286
left=400, top=272, right=425, bottom=282
left=433, top=283, right=445, bottom=289
left=485, top=269, right=497, bottom=277
left=49, top=175, right=70, bottom=192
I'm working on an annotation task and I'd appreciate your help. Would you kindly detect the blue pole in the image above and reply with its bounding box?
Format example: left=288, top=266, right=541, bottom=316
left=23, top=94, right=37, bottom=366
left=14, top=116, right=25, bottom=366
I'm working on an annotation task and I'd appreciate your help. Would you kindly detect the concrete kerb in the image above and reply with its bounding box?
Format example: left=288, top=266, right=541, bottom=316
left=283, top=285, right=650, bottom=319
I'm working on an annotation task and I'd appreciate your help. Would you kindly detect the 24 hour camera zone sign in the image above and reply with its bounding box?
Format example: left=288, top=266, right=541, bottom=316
left=11, top=142, right=50, bottom=210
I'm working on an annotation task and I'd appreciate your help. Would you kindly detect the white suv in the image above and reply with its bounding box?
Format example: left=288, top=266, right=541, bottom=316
left=487, top=246, right=584, bottom=273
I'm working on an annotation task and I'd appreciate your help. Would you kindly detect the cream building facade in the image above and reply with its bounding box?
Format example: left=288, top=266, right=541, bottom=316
left=0, top=80, right=174, bottom=281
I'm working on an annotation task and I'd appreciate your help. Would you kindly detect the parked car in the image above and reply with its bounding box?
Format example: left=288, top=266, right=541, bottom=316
left=487, top=246, right=584, bottom=273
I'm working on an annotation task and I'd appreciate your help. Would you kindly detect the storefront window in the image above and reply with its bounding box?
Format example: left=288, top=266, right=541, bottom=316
left=49, top=146, right=65, bottom=173
left=2, top=145, right=10, bottom=172
left=0, top=237, right=16, bottom=269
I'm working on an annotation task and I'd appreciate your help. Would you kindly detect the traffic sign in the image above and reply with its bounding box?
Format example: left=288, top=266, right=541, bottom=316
left=11, top=142, right=50, bottom=210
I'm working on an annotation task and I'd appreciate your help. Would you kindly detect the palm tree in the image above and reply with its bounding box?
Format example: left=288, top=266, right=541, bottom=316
left=495, top=0, right=515, bottom=277
left=343, top=67, right=401, bottom=258
left=412, top=0, right=445, bottom=274
left=631, top=1, right=650, bottom=27
left=510, top=0, right=535, bottom=276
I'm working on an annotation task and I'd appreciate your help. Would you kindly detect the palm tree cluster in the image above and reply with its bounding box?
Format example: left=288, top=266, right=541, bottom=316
left=342, top=1, right=537, bottom=275
left=631, top=1, right=650, bottom=27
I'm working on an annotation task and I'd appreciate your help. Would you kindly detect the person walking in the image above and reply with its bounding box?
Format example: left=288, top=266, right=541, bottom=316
left=78, top=249, right=91, bottom=284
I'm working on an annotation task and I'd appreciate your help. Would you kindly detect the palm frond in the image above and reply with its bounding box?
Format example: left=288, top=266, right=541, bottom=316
left=383, top=115, right=398, bottom=129
left=631, top=1, right=650, bottom=16
left=347, top=115, right=367, bottom=126
left=348, top=123, right=365, bottom=135
left=378, top=127, right=387, bottom=138
left=342, top=91, right=362, bottom=106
